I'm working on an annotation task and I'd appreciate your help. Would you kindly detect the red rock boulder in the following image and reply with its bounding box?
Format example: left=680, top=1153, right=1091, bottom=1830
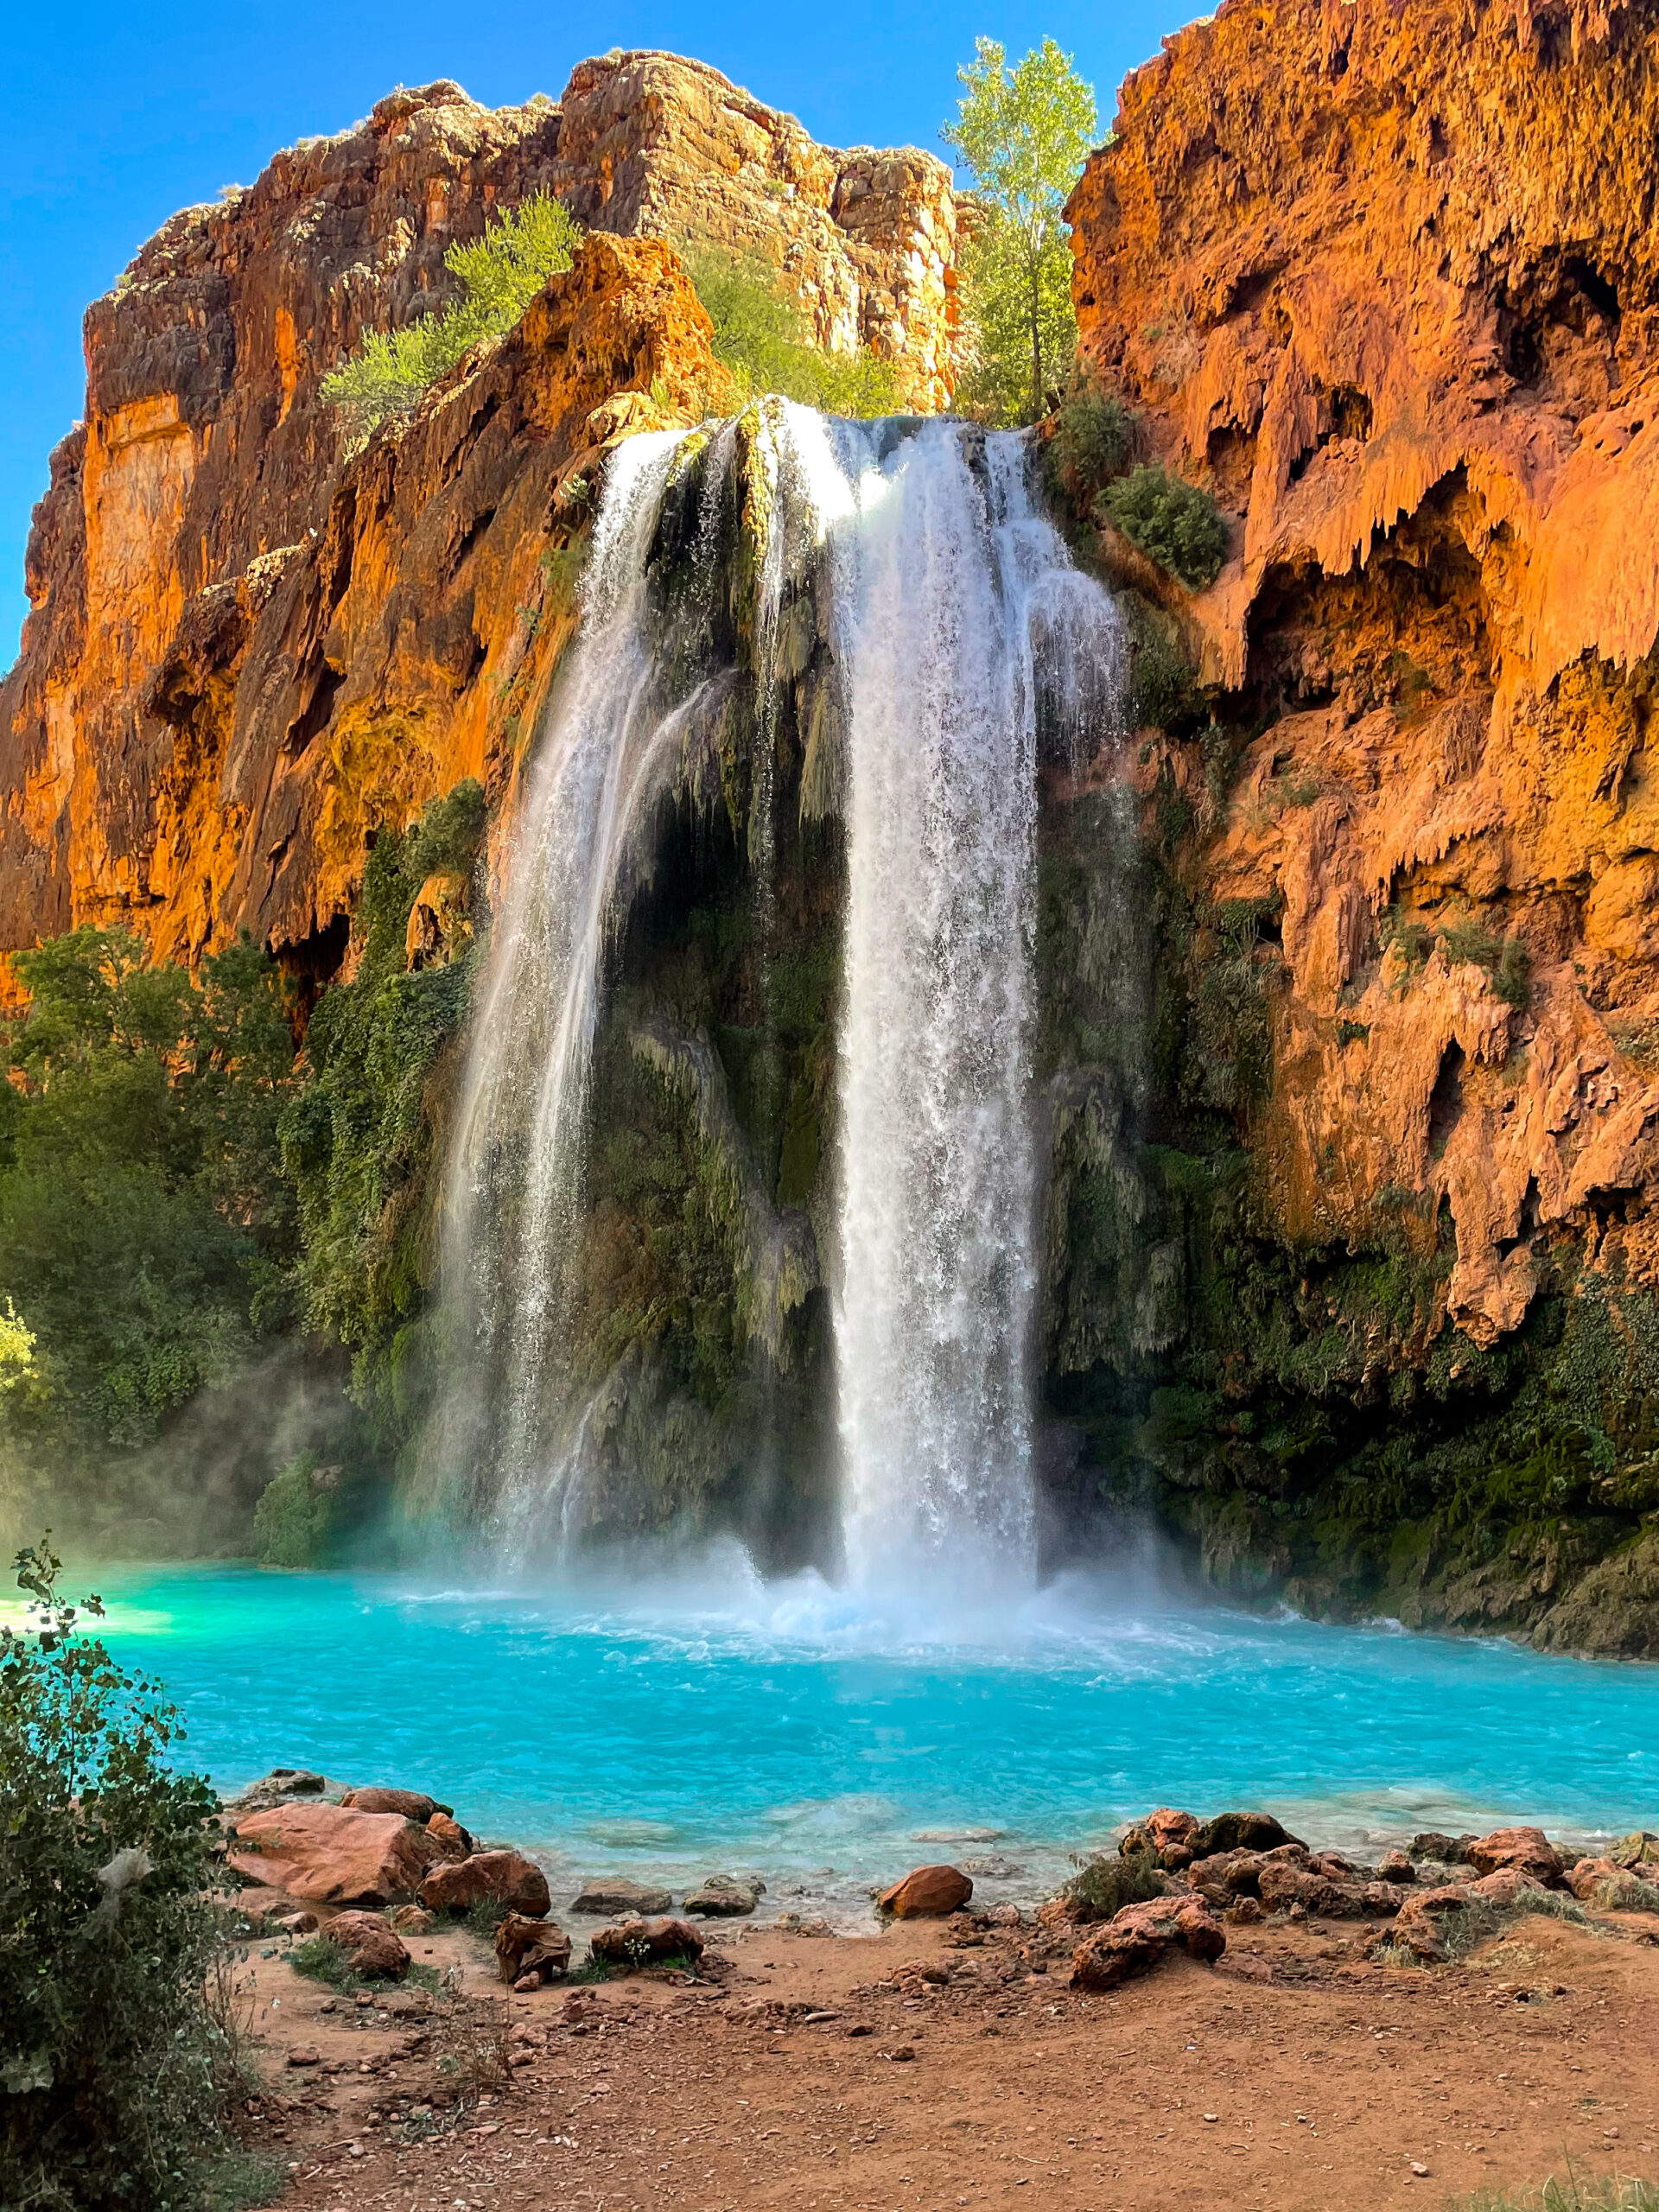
left=1469, top=1867, right=1548, bottom=1908
left=1375, top=1885, right=1473, bottom=1962
left=1466, top=1827, right=1565, bottom=1887
left=1258, top=1863, right=1370, bottom=1917
left=340, top=1787, right=450, bottom=1821
left=1567, top=1858, right=1659, bottom=1910
left=877, top=1866, right=974, bottom=1918
left=588, top=1916, right=705, bottom=1968
left=324, top=1910, right=410, bottom=1980
left=427, top=1810, right=474, bottom=1859
left=1070, top=1896, right=1225, bottom=1991
left=419, top=1849, right=551, bottom=1919
left=496, top=1912, right=573, bottom=1986
left=227, top=1803, right=446, bottom=1905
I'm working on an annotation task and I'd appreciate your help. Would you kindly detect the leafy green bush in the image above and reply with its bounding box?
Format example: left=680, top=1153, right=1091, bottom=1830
left=0, top=930, right=296, bottom=1452
left=1, top=1537, right=232, bottom=2210
left=322, top=192, right=582, bottom=443
left=1046, top=365, right=1135, bottom=503
left=280, top=781, right=486, bottom=1438
left=685, top=248, right=901, bottom=418
left=1098, top=464, right=1230, bottom=590
left=288, top=1933, right=357, bottom=1989
left=251, top=1450, right=339, bottom=1567
left=1125, top=605, right=1205, bottom=737
left=1062, top=1847, right=1164, bottom=1922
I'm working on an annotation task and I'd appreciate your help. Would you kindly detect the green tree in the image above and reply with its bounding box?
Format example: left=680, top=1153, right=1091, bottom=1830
left=322, top=191, right=582, bottom=444
left=685, top=247, right=902, bottom=417
left=942, top=36, right=1098, bottom=426
left=0, top=930, right=297, bottom=1451
left=1, top=1537, right=231, bottom=2209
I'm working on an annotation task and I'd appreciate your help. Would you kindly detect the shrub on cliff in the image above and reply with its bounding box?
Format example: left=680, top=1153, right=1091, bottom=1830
left=1, top=1537, right=233, bottom=2210
left=1098, top=465, right=1230, bottom=590
left=280, top=780, right=487, bottom=1440
left=0, top=930, right=296, bottom=1454
left=1046, top=365, right=1135, bottom=506
left=684, top=248, right=901, bottom=417
left=943, top=38, right=1097, bottom=425
left=322, top=191, right=582, bottom=443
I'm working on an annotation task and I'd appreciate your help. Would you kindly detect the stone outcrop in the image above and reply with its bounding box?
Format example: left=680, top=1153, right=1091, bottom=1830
left=226, top=1802, right=447, bottom=1904
left=1067, top=0, right=1659, bottom=1351
left=0, top=58, right=957, bottom=975
left=418, top=1847, right=552, bottom=1917
left=1069, top=1894, right=1226, bottom=1990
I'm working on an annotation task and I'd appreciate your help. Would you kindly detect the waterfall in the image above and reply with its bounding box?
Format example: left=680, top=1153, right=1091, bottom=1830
left=432, top=429, right=723, bottom=1547
left=428, top=403, right=1120, bottom=1578
left=826, top=420, right=1122, bottom=1592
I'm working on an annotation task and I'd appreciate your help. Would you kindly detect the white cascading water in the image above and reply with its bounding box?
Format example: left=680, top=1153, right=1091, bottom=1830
left=435, top=428, right=730, bottom=1548
left=823, top=418, right=1122, bottom=1592
left=434, top=402, right=1120, bottom=1580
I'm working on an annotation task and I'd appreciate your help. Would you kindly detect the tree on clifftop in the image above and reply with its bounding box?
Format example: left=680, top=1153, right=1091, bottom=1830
left=943, top=36, right=1097, bottom=426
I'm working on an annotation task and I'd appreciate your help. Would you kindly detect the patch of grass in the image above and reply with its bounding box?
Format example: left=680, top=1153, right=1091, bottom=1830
left=1451, top=2168, right=1659, bottom=2211
left=1061, top=1847, right=1165, bottom=1922
left=202, top=2148, right=289, bottom=2211
left=1098, top=463, right=1230, bottom=589
left=567, top=1955, right=628, bottom=1984
left=288, top=1933, right=356, bottom=1988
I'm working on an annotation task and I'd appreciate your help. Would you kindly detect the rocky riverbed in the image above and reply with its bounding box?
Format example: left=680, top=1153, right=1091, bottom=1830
left=215, top=1773, right=1659, bottom=2211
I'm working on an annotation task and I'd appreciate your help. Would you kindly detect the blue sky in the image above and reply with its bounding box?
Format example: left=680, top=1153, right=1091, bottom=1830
left=3, top=0, right=1192, bottom=660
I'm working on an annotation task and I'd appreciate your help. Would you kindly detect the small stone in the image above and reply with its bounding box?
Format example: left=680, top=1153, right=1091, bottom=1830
left=569, top=1876, right=674, bottom=1917
left=1411, top=2162, right=1430, bottom=2177
left=387, top=1904, right=435, bottom=1936
left=1467, top=1826, right=1565, bottom=1887
left=327, top=1910, right=410, bottom=1981
left=276, top=1910, right=319, bottom=1935
left=683, top=1874, right=761, bottom=1916
left=886, top=2044, right=917, bottom=2062
left=340, top=1787, right=448, bottom=1822
left=1376, top=1849, right=1415, bottom=1884
left=427, top=1811, right=474, bottom=1860
left=287, top=2047, right=321, bottom=2067
left=877, top=1866, right=973, bottom=1918
left=495, top=1912, right=572, bottom=1986
left=1204, top=2113, right=1219, bottom=2123
left=588, top=1916, right=704, bottom=1969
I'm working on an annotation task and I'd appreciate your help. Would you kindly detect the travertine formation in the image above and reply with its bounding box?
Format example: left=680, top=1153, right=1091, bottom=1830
left=1068, top=0, right=1659, bottom=1348
left=0, top=59, right=958, bottom=971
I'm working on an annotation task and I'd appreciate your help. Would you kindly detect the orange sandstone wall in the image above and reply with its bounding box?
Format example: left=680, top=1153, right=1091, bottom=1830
left=1068, top=0, right=1659, bottom=1351
left=0, top=60, right=959, bottom=976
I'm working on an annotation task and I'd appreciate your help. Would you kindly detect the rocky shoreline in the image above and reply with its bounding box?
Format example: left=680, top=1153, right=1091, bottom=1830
left=219, top=1766, right=1659, bottom=2000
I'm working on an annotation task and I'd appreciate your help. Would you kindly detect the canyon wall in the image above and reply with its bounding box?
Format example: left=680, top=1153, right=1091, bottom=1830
left=0, top=57, right=958, bottom=974
left=1047, top=0, right=1659, bottom=1648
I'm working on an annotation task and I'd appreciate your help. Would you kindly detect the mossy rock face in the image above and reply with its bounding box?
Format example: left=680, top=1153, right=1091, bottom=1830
left=1029, top=754, right=1659, bottom=1654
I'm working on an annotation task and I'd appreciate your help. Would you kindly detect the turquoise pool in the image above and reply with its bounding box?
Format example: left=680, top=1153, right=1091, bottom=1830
left=65, top=1553, right=1659, bottom=1920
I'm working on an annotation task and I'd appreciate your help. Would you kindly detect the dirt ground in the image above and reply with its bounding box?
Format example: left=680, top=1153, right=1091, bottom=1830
left=234, top=1904, right=1659, bottom=2212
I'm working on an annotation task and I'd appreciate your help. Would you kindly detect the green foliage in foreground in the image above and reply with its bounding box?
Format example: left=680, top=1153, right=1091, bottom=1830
left=1099, top=463, right=1231, bottom=590
left=1046, top=365, right=1135, bottom=499
left=0, top=1538, right=230, bottom=2210
left=685, top=248, right=902, bottom=417
left=279, top=779, right=487, bottom=1440
left=943, top=37, right=1097, bottom=425
left=322, top=191, right=582, bottom=442
left=0, top=930, right=296, bottom=1452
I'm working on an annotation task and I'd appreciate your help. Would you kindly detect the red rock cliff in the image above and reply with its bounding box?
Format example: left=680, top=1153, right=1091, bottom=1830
left=1069, top=0, right=1659, bottom=1350
left=0, top=58, right=958, bottom=974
